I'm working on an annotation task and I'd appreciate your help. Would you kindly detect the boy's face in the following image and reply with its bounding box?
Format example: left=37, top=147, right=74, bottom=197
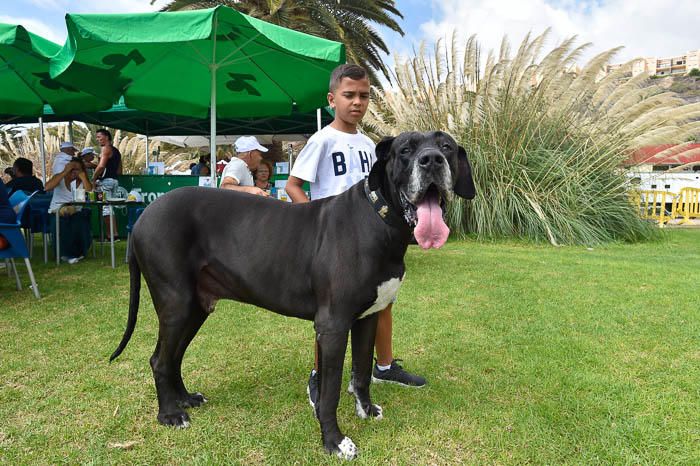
left=328, top=76, right=370, bottom=129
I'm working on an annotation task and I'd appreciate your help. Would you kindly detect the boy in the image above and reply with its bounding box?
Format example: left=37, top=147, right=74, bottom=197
left=286, top=64, right=426, bottom=410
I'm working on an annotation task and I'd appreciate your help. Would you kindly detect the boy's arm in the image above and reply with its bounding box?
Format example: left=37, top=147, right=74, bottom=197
left=286, top=176, right=309, bottom=203
left=288, top=136, right=323, bottom=204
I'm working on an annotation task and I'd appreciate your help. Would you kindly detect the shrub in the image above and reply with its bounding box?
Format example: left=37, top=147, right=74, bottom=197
left=365, top=31, right=700, bottom=245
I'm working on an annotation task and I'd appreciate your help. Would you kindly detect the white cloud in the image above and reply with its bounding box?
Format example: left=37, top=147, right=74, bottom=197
left=419, top=0, right=700, bottom=66
left=0, top=15, right=64, bottom=44
left=2, top=1, right=171, bottom=44
left=66, top=0, right=170, bottom=14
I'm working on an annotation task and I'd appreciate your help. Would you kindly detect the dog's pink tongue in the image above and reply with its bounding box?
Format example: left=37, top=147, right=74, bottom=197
left=414, top=191, right=449, bottom=249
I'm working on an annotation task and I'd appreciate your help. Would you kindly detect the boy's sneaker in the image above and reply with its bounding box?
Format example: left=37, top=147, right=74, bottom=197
left=372, top=359, right=426, bottom=387
left=306, top=370, right=318, bottom=409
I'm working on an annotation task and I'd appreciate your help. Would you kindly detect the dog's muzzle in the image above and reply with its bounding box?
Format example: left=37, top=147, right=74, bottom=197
left=401, top=151, right=454, bottom=250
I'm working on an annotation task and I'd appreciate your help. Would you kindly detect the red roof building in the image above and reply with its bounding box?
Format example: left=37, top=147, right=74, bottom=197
left=624, top=144, right=700, bottom=167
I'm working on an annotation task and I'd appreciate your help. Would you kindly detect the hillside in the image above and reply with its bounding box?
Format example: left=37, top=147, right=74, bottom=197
left=658, top=75, right=700, bottom=103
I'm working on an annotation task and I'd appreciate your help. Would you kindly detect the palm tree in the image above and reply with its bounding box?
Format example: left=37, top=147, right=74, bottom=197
left=156, top=0, right=404, bottom=86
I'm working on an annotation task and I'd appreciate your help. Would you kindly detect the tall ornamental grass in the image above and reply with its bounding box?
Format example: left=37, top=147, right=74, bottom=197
left=365, top=30, right=700, bottom=245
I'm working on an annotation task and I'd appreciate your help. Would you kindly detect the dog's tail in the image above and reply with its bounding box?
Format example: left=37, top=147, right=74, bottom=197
left=110, top=243, right=141, bottom=362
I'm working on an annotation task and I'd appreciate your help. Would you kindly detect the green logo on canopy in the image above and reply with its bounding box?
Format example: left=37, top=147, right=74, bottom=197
left=101, top=49, right=146, bottom=72
left=226, top=73, right=260, bottom=96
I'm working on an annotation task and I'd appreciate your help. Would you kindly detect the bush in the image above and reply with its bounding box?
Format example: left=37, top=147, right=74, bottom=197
left=688, top=68, right=700, bottom=77
left=365, top=31, right=700, bottom=245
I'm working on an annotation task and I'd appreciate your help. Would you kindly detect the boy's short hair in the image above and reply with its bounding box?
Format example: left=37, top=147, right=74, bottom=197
left=13, top=157, right=33, bottom=176
left=329, top=64, right=368, bottom=93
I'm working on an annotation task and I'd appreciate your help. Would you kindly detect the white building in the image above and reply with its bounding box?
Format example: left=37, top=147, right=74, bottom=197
left=605, top=50, right=700, bottom=77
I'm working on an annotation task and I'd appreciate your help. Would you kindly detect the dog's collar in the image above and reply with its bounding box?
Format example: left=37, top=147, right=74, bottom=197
left=363, top=179, right=405, bottom=228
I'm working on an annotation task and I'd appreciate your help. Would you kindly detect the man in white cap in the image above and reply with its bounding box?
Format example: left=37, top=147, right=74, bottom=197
left=220, top=136, right=269, bottom=196
left=52, top=141, right=77, bottom=176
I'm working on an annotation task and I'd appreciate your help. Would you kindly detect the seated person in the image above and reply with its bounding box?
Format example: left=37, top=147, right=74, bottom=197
left=254, top=159, right=273, bottom=192
left=6, top=157, right=43, bottom=195
left=0, top=179, right=16, bottom=249
left=2, top=167, right=14, bottom=184
left=45, top=157, right=93, bottom=264
left=190, top=156, right=208, bottom=175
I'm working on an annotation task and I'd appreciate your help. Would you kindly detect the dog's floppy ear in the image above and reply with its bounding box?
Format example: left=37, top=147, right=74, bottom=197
left=454, top=145, right=476, bottom=199
left=368, top=136, right=395, bottom=191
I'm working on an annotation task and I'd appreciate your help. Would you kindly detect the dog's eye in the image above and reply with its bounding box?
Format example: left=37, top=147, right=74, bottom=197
left=441, top=143, right=452, bottom=151
left=400, top=147, right=411, bottom=155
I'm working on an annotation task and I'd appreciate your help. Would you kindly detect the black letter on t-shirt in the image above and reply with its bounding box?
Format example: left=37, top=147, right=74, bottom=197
left=332, top=152, right=347, bottom=176
left=358, top=150, right=371, bottom=173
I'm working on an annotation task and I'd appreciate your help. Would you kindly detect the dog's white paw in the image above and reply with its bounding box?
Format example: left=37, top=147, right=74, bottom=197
left=176, top=420, right=190, bottom=429
left=355, top=398, right=367, bottom=419
left=354, top=398, right=383, bottom=420
left=373, top=404, right=383, bottom=420
left=336, top=436, right=358, bottom=460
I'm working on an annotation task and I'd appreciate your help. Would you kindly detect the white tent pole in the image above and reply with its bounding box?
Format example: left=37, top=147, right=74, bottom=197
left=68, top=121, right=74, bottom=143
left=145, top=135, right=150, bottom=174
left=316, top=108, right=322, bottom=132
left=145, top=121, right=150, bottom=173
left=210, top=63, right=218, bottom=188
left=38, top=117, right=46, bottom=184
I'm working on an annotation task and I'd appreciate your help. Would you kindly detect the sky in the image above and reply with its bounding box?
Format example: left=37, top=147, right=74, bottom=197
left=1, top=0, right=699, bottom=70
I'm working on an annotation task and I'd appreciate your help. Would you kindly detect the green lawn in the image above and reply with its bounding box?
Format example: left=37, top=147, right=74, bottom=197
left=1, top=230, right=699, bottom=464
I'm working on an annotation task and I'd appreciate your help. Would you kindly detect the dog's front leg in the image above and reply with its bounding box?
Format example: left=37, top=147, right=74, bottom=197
left=350, top=314, right=383, bottom=419
left=316, top=330, right=357, bottom=460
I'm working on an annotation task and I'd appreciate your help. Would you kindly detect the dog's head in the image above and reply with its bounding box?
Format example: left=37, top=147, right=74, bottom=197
left=368, top=131, right=476, bottom=249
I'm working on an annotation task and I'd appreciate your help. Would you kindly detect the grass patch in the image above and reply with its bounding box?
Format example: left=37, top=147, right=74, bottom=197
left=2, top=230, right=700, bottom=464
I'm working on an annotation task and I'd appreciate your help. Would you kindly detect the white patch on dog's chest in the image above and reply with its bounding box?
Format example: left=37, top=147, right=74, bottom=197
left=359, top=276, right=403, bottom=319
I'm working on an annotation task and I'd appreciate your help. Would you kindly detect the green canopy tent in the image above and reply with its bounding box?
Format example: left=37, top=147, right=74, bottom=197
left=0, top=23, right=114, bottom=182
left=50, top=6, right=344, bottom=185
left=0, top=23, right=112, bottom=116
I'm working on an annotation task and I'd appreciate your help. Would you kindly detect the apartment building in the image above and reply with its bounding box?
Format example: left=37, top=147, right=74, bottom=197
left=605, top=50, right=700, bottom=77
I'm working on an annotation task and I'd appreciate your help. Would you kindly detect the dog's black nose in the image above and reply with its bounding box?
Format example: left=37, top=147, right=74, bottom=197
left=418, top=151, right=445, bottom=170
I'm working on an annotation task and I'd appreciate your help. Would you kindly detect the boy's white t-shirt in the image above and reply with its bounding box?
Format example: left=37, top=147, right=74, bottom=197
left=290, top=125, right=376, bottom=200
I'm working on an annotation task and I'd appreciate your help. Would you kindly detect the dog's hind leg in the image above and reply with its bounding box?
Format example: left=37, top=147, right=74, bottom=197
left=150, top=300, right=207, bottom=428
left=172, top=305, right=208, bottom=409
left=350, top=314, right=383, bottom=420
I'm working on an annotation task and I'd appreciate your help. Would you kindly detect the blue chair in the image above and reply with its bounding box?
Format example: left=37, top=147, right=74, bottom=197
left=124, top=206, right=145, bottom=262
left=1, top=191, right=40, bottom=298
left=28, top=192, right=53, bottom=263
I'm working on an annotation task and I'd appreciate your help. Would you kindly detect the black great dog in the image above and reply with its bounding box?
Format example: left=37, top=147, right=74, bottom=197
left=110, top=131, right=476, bottom=459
